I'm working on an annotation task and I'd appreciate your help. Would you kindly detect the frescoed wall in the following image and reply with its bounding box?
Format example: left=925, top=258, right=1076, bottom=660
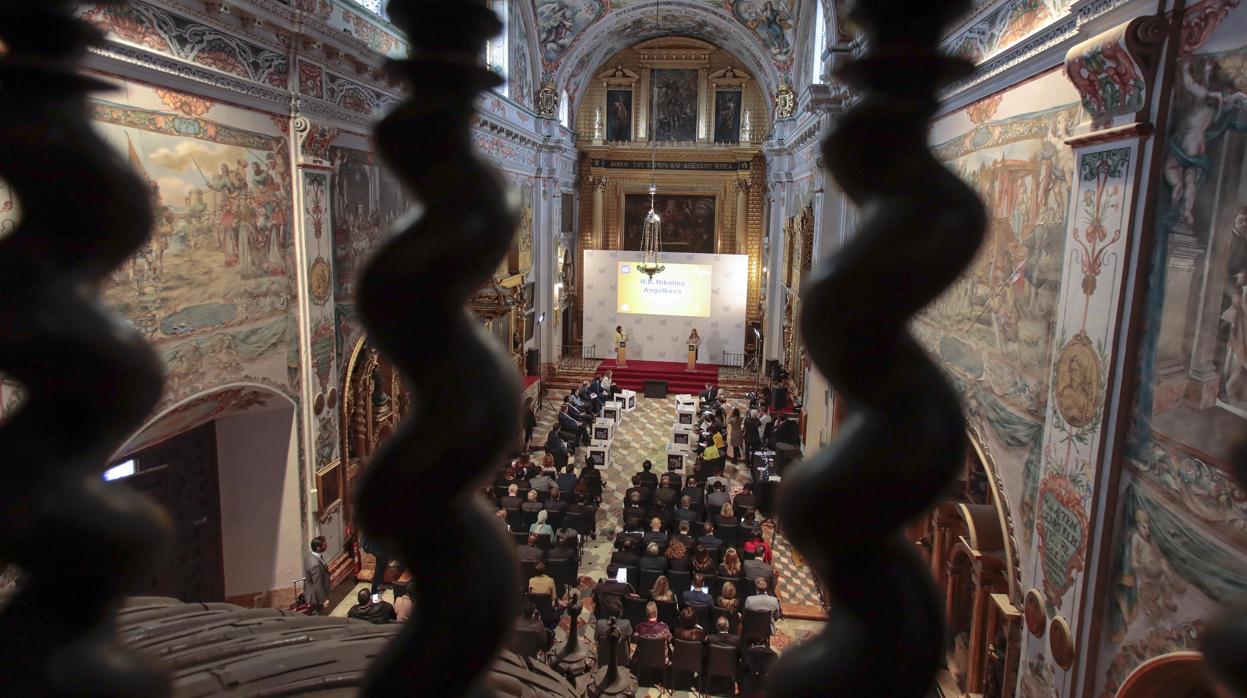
left=510, top=0, right=535, bottom=108
left=92, top=79, right=298, bottom=411
left=1095, top=3, right=1247, bottom=694
left=921, top=71, right=1082, bottom=585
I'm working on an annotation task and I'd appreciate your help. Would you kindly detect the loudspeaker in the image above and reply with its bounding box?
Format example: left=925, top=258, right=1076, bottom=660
left=644, top=380, right=668, bottom=398
left=765, top=359, right=781, bottom=382
left=770, top=386, right=788, bottom=410
left=526, top=349, right=540, bottom=376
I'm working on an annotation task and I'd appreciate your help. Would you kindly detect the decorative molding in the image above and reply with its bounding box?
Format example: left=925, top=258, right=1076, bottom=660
left=89, top=41, right=292, bottom=107
left=1064, top=15, right=1166, bottom=131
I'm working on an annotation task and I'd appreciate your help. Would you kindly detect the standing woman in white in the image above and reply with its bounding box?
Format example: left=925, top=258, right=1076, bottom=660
left=687, top=328, right=701, bottom=371
left=615, top=325, right=628, bottom=367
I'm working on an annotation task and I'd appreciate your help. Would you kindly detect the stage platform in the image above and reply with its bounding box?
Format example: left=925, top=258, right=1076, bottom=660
left=596, top=358, right=719, bottom=395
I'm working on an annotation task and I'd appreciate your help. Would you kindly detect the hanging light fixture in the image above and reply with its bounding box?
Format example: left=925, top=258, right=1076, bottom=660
left=636, top=0, right=665, bottom=279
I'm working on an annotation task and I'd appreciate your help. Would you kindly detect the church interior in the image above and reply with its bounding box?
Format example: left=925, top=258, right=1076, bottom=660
left=0, top=0, right=1246, bottom=696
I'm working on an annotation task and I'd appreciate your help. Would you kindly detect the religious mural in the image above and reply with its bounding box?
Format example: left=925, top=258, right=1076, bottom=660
left=921, top=72, right=1082, bottom=585
left=329, top=144, right=411, bottom=357
left=652, top=68, right=700, bottom=141
left=731, top=0, right=798, bottom=63
left=944, top=0, right=1076, bottom=65
left=1098, top=3, right=1247, bottom=693
left=715, top=89, right=743, bottom=143
left=623, top=193, right=716, bottom=254
left=90, top=84, right=298, bottom=410
left=606, top=89, right=633, bottom=142
left=510, top=0, right=534, bottom=107
left=535, top=0, right=604, bottom=66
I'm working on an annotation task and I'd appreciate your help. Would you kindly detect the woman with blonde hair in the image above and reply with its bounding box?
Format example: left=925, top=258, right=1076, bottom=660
left=717, top=580, right=740, bottom=612
left=650, top=574, right=676, bottom=603
left=714, top=501, right=736, bottom=528
left=718, top=547, right=743, bottom=578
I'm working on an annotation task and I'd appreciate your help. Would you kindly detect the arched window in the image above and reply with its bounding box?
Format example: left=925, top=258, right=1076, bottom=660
left=559, top=90, right=570, bottom=128
left=811, top=0, right=826, bottom=84
left=353, top=0, right=386, bottom=18
left=485, top=0, right=509, bottom=95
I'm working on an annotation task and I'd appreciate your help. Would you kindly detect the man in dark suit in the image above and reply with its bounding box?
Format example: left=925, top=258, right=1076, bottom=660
left=681, top=573, right=713, bottom=607
left=622, top=491, right=647, bottom=531
left=595, top=564, right=633, bottom=620
left=556, top=463, right=578, bottom=494
left=558, top=405, right=588, bottom=445
left=698, top=523, right=723, bottom=555
left=655, top=476, right=679, bottom=509
left=699, top=383, right=720, bottom=404
left=516, top=533, right=545, bottom=565
left=500, top=483, right=523, bottom=511
left=681, top=476, right=705, bottom=510
left=642, top=517, right=669, bottom=549
left=545, top=428, right=569, bottom=470
left=635, top=460, right=659, bottom=488
left=707, top=615, right=740, bottom=650
left=733, top=482, right=758, bottom=513
left=706, top=481, right=730, bottom=512
left=671, top=520, right=696, bottom=551
left=303, top=536, right=332, bottom=615
left=545, top=487, right=567, bottom=518
left=674, top=496, right=699, bottom=525
left=610, top=537, right=641, bottom=569
left=639, top=542, right=668, bottom=574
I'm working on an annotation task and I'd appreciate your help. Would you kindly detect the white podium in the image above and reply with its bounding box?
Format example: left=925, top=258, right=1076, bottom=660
left=593, top=419, right=615, bottom=443
left=603, top=401, right=623, bottom=423
left=588, top=442, right=612, bottom=469
left=621, top=390, right=637, bottom=411
left=675, top=394, right=698, bottom=411
left=666, top=446, right=689, bottom=471
left=676, top=404, right=696, bottom=426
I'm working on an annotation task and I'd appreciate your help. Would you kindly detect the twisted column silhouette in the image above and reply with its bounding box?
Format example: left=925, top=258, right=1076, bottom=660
left=771, top=1, right=986, bottom=696
left=0, top=1, right=172, bottom=696
left=354, top=1, right=520, bottom=696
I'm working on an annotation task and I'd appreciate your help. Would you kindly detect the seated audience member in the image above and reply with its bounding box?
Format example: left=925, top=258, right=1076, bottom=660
left=706, top=482, right=730, bottom=512
left=547, top=534, right=578, bottom=573
left=642, top=517, right=669, bottom=548
left=595, top=564, right=634, bottom=619
left=529, top=465, right=555, bottom=494
left=625, top=476, right=653, bottom=507
left=579, top=464, right=604, bottom=500
left=740, top=510, right=761, bottom=540
left=545, top=487, right=568, bottom=517
left=501, top=483, right=523, bottom=511
left=528, top=561, right=557, bottom=604
left=698, top=523, right=723, bottom=554
left=633, top=602, right=673, bottom=642
left=681, top=573, right=713, bottom=607
left=529, top=510, right=555, bottom=541
left=744, top=577, right=782, bottom=633
left=636, top=459, right=659, bottom=488
left=655, top=475, right=679, bottom=509
left=515, top=601, right=552, bottom=652
left=691, top=543, right=716, bottom=576
left=545, top=428, right=569, bottom=469
left=714, top=502, right=737, bottom=529
left=611, top=537, right=641, bottom=569
left=522, top=489, right=544, bottom=514
left=525, top=455, right=546, bottom=481
left=622, top=492, right=647, bottom=531
left=719, top=548, right=743, bottom=579
left=347, top=588, right=396, bottom=624
left=699, top=382, right=719, bottom=404
left=674, top=496, right=699, bottom=524
left=733, top=482, right=758, bottom=512
left=743, top=549, right=775, bottom=586
left=394, top=580, right=416, bottom=623
left=707, top=616, right=740, bottom=649
left=672, top=520, right=696, bottom=552
left=495, top=464, right=518, bottom=489
left=640, top=542, right=668, bottom=574
left=651, top=501, right=675, bottom=530
left=666, top=536, right=690, bottom=572
left=516, top=533, right=545, bottom=565
left=495, top=508, right=509, bottom=528
left=556, top=463, right=578, bottom=494
left=595, top=613, right=632, bottom=649
left=743, top=531, right=772, bottom=564
left=650, top=574, right=676, bottom=603
left=717, top=581, right=741, bottom=612
left=705, top=470, right=730, bottom=492
left=681, top=476, right=705, bottom=509
left=674, top=607, right=706, bottom=642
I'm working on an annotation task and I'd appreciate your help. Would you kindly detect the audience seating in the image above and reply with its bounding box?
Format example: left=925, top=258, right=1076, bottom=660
left=711, top=606, right=740, bottom=634
left=623, top=595, right=648, bottom=628
left=741, top=608, right=772, bottom=646
left=638, top=568, right=662, bottom=597
left=545, top=557, right=576, bottom=594
left=746, top=645, right=778, bottom=696
left=668, top=569, right=691, bottom=595
left=656, top=600, right=679, bottom=630
left=689, top=603, right=711, bottom=632
left=706, top=642, right=740, bottom=695
left=670, top=639, right=705, bottom=694
left=632, top=636, right=670, bottom=690
left=596, top=630, right=629, bottom=668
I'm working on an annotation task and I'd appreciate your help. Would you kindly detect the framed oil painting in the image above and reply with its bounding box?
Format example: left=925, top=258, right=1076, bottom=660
left=652, top=68, right=699, bottom=142
left=606, top=89, right=633, bottom=142
left=623, top=193, right=716, bottom=254
left=714, top=90, right=742, bottom=143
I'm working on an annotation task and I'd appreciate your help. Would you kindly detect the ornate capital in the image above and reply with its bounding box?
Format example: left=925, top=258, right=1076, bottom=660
left=735, top=179, right=752, bottom=193
left=294, top=116, right=338, bottom=167
left=1064, top=16, right=1167, bottom=131
left=588, top=175, right=610, bottom=191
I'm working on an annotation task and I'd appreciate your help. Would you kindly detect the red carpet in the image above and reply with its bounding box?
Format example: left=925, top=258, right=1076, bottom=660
left=596, top=359, right=719, bottom=394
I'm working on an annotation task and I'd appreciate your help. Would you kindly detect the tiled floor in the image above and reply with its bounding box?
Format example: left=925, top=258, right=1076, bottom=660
left=331, top=393, right=829, bottom=696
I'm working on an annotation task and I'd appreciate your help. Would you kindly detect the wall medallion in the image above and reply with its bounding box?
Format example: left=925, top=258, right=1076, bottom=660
left=313, top=393, right=326, bottom=416
left=1053, top=333, right=1100, bottom=428
left=327, top=388, right=338, bottom=409
left=1036, top=473, right=1089, bottom=608
left=309, top=257, right=332, bottom=305
left=1048, top=616, right=1075, bottom=671
left=1023, top=588, right=1047, bottom=638
left=775, top=83, right=795, bottom=120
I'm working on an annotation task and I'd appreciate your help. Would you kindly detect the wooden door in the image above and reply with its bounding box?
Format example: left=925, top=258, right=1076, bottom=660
left=113, top=422, right=225, bottom=602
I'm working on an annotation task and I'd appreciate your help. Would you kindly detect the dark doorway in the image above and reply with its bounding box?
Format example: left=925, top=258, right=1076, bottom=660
left=109, top=422, right=225, bottom=602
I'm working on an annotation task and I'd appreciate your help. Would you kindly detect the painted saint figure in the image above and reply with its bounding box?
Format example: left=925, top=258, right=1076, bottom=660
left=1220, top=206, right=1247, bottom=402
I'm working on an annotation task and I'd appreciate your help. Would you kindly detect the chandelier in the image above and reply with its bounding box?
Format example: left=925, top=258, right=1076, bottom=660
left=635, top=0, right=665, bottom=280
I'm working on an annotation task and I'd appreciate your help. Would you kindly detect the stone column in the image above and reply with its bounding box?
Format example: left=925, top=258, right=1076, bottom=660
left=735, top=179, right=750, bottom=255
left=698, top=66, right=710, bottom=143
left=589, top=176, right=609, bottom=250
